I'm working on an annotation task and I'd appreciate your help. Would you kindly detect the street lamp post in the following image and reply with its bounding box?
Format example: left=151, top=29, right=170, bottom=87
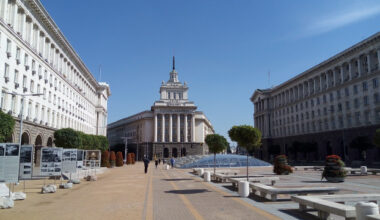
left=121, top=136, right=133, bottom=164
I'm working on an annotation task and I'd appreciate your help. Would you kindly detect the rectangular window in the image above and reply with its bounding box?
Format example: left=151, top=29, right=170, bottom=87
left=373, top=78, right=378, bottom=89
left=24, top=54, right=29, bottom=66
left=374, top=93, right=380, bottom=104
left=355, top=112, right=360, bottom=124
left=323, top=95, right=327, bottom=103
left=336, top=89, right=341, bottom=99
left=354, top=85, right=358, bottom=94
left=345, top=87, right=349, bottom=96
left=354, top=98, right=359, bottom=108
left=316, top=97, right=320, bottom=105
left=30, top=80, right=34, bottom=93
left=16, top=47, right=20, bottom=62
left=346, top=101, right=350, bottom=110
left=364, top=96, right=369, bottom=106
left=338, top=103, right=342, bottom=111
left=365, top=111, right=370, bottom=123
left=4, top=63, right=9, bottom=78
left=330, top=93, right=333, bottom=102
left=0, top=90, right=5, bottom=110
left=22, top=75, right=27, bottom=88
left=6, top=39, right=11, bottom=54
left=363, top=81, right=368, bottom=91
left=43, top=88, right=46, bottom=99
left=14, top=70, right=19, bottom=83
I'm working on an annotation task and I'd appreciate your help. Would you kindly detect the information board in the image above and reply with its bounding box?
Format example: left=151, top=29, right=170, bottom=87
left=0, top=143, right=20, bottom=183
left=62, top=149, right=77, bottom=173
left=40, top=147, right=62, bottom=176
left=84, top=150, right=101, bottom=168
left=19, top=145, right=33, bottom=180
left=76, top=150, right=84, bottom=169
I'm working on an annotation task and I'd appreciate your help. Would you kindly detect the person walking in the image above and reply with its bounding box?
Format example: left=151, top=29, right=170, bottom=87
left=155, top=159, right=158, bottom=169
left=158, top=158, right=161, bottom=164
left=143, top=157, right=150, bottom=174
left=170, top=157, right=175, bottom=168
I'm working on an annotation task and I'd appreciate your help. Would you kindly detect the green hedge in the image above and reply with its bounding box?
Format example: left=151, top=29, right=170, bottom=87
left=54, top=128, right=109, bottom=151
left=0, top=110, right=15, bottom=142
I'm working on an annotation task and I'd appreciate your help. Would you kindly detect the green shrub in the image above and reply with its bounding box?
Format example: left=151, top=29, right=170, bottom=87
left=54, top=128, right=81, bottom=148
left=0, top=110, right=15, bottom=142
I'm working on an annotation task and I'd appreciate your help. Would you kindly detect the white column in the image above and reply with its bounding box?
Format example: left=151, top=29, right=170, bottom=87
left=169, top=114, right=172, bottom=142
left=154, top=114, right=157, bottom=142
left=184, top=114, right=188, bottom=142
left=340, top=66, right=344, bottom=82
left=348, top=62, right=352, bottom=80
left=161, top=114, right=165, bottom=142
left=191, top=114, right=195, bottom=142
left=367, top=53, right=371, bottom=73
left=358, top=58, right=362, bottom=76
left=177, top=114, right=180, bottom=142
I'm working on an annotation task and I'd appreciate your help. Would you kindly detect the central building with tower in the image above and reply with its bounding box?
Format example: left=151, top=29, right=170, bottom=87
left=107, top=57, right=214, bottom=160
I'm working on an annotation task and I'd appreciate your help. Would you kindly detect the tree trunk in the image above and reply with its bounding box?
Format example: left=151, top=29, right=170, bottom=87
left=214, top=153, right=216, bottom=176
left=246, top=153, right=249, bottom=181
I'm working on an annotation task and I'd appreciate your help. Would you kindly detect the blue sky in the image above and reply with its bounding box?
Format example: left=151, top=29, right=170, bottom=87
left=41, top=0, right=380, bottom=144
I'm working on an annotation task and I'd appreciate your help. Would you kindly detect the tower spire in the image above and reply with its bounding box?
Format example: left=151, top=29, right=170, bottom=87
left=172, top=56, right=175, bottom=70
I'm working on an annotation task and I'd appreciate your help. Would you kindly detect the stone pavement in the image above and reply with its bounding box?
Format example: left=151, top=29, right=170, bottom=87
left=0, top=163, right=279, bottom=220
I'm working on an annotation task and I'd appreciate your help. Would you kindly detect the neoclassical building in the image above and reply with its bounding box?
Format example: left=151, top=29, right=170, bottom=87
left=0, top=0, right=110, bottom=146
left=108, top=57, right=214, bottom=160
left=251, top=32, right=380, bottom=163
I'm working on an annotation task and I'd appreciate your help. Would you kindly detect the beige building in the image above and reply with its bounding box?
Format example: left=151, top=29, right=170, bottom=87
left=0, top=0, right=110, bottom=146
left=251, top=32, right=380, bottom=163
left=107, top=57, right=214, bottom=160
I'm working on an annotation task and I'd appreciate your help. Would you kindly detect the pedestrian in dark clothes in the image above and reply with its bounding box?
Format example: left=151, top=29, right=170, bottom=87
left=158, top=158, right=161, bottom=164
left=143, top=157, right=150, bottom=174
left=155, top=159, right=158, bottom=168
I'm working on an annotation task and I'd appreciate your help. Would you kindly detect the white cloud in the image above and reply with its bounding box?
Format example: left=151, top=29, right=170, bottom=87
left=302, top=5, right=380, bottom=37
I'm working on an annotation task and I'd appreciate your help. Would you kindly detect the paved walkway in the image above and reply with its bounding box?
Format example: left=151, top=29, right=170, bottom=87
left=0, top=163, right=279, bottom=220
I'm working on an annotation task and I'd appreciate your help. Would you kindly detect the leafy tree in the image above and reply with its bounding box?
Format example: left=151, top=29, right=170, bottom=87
left=350, top=136, right=374, bottom=160
left=0, top=111, right=15, bottom=142
left=228, top=125, right=262, bottom=180
left=54, top=128, right=81, bottom=149
left=205, top=134, right=228, bottom=175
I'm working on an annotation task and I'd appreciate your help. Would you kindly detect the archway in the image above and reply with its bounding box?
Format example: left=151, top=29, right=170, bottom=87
left=21, top=132, right=30, bottom=145
left=47, top=137, right=53, bottom=147
left=163, top=148, right=169, bottom=158
left=172, top=148, right=178, bottom=158
left=181, top=148, right=186, bottom=157
left=35, top=135, right=42, bottom=146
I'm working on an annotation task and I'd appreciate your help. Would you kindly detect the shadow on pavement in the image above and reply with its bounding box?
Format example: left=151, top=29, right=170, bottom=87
left=279, top=208, right=320, bottom=220
left=162, top=178, right=193, bottom=181
left=165, top=189, right=210, bottom=194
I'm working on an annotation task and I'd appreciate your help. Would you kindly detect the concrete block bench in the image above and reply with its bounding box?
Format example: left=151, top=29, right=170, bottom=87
left=212, top=173, right=263, bottom=183
left=303, top=166, right=324, bottom=171
left=250, top=183, right=339, bottom=201
left=228, top=177, right=279, bottom=188
left=367, top=215, right=380, bottom=220
left=291, top=194, right=380, bottom=220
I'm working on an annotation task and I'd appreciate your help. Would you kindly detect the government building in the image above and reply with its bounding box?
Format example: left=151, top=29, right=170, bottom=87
left=107, top=57, right=214, bottom=160
left=0, top=0, right=110, bottom=146
left=251, top=32, right=380, bottom=164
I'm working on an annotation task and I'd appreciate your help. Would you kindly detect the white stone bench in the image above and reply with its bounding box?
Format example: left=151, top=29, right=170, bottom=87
left=367, top=215, right=380, bottom=220
left=303, top=166, right=324, bottom=171
left=345, top=168, right=380, bottom=175
left=250, top=183, right=339, bottom=201
left=228, top=177, right=279, bottom=188
left=212, top=173, right=261, bottom=183
left=291, top=194, right=380, bottom=220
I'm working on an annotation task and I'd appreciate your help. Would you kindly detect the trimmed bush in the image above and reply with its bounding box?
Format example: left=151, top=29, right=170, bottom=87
left=0, top=110, right=15, bottom=142
left=273, top=155, right=293, bottom=175
left=54, top=128, right=109, bottom=151
left=116, top=151, right=124, bottom=167
left=101, top=150, right=110, bottom=168
left=322, top=155, right=346, bottom=182
left=110, top=151, right=116, bottom=167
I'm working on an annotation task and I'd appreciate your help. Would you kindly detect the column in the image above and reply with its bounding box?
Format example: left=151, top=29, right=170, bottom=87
left=340, top=66, right=344, bottom=82
left=377, top=49, right=380, bottom=70
left=326, top=72, right=331, bottom=88
left=177, top=114, right=180, bottom=142
left=161, top=114, right=165, bottom=142
left=184, top=115, right=188, bottom=142
left=348, top=62, right=352, bottom=80
left=357, top=58, right=362, bottom=76
left=319, top=75, right=323, bottom=91
left=154, top=114, right=157, bottom=142
left=367, top=53, right=371, bottom=73
left=169, top=114, right=172, bottom=142
left=191, top=114, right=195, bottom=142
left=313, top=78, right=317, bottom=92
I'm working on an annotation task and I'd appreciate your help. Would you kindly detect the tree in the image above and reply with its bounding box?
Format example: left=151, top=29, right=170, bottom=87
left=228, top=125, right=262, bottom=180
left=205, top=134, right=228, bottom=175
left=350, top=136, right=374, bottom=160
left=54, top=128, right=81, bottom=149
left=0, top=111, right=15, bottom=142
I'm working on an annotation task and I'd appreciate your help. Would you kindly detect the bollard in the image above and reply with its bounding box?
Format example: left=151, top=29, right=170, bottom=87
left=165, top=165, right=170, bottom=170
left=204, top=171, right=211, bottom=182
left=238, top=181, right=249, bottom=198
left=360, top=166, right=368, bottom=175
left=355, top=202, right=379, bottom=220
left=198, top=168, right=204, bottom=177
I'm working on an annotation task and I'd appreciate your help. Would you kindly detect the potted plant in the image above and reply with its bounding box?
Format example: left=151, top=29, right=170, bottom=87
left=273, top=155, right=293, bottom=175
left=322, top=155, right=346, bottom=182
left=110, top=151, right=116, bottom=168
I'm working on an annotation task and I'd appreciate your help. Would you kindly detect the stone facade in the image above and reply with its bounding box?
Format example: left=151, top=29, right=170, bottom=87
left=0, top=0, right=110, bottom=146
left=108, top=57, right=214, bottom=160
left=251, top=32, right=380, bottom=163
